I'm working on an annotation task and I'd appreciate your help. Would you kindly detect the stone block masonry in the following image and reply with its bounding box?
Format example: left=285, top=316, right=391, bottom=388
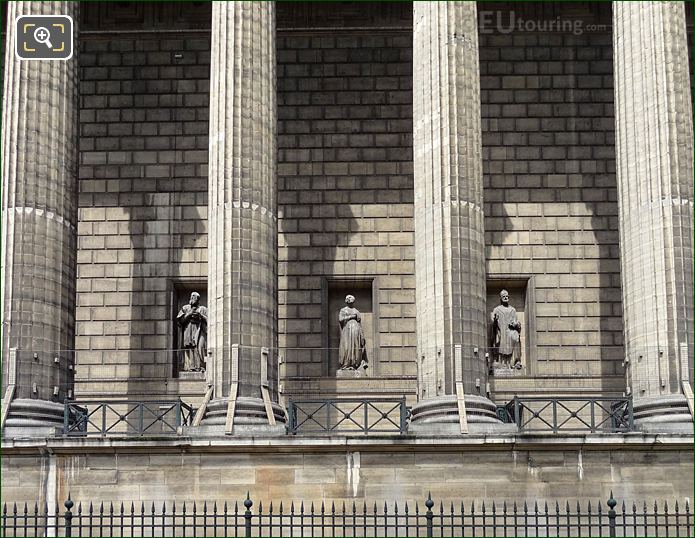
left=479, top=3, right=623, bottom=394
left=276, top=31, right=416, bottom=379
left=75, top=34, right=210, bottom=399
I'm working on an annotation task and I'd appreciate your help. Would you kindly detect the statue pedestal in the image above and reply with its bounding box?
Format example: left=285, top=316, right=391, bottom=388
left=491, top=366, right=525, bottom=378
left=335, top=361, right=368, bottom=378
left=178, top=371, right=206, bottom=381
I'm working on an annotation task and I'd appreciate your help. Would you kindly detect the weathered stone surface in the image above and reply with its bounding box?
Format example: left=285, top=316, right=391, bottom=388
left=613, top=1, right=694, bottom=427
left=1, top=2, right=80, bottom=411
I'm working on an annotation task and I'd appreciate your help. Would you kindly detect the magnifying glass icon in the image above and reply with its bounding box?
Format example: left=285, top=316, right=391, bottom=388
left=33, top=27, right=53, bottom=49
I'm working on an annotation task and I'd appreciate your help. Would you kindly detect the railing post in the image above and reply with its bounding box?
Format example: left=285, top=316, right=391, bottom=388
left=400, top=397, right=407, bottom=434
left=64, top=496, right=74, bottom=538
left=628, top=396, right=634, bottom=431
left=63, top=401, right=70, bottom=436
left=514, top=396, right=520, bottom=430
left=425, top=493, right=434, bottom=538
left=139, top=402, right=144, bottom=434
left=244, top=493, right=253, bottom=538
left=364, top=400, right=369, bottom=434
left=607, top=492, right=617, bottom=537
left=176, top=399, right=182, bottom=430
left=552, top=399, right=558, bottom=433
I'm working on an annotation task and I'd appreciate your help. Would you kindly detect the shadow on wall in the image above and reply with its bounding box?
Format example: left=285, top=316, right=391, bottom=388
left=478, top=2, right=623, bottom=396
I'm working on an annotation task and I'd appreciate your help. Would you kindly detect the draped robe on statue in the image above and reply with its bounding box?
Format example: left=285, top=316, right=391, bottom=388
left=490, top=304, right=521, bottom=364
left=338, top=306, right=366, bottom=369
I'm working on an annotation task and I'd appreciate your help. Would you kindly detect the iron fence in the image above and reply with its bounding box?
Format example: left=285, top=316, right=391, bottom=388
left=501, top=396, right=634, bottom=433
left=1, top=493, right=690, bottom=537
left=286, top=398, right=408, bottom=435
left=63, top=400, right=194, bottom=437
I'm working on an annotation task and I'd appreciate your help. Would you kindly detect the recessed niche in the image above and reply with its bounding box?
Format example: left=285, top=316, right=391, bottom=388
left=170, top=280, right=208, bottom=378
left=486, top=277, right=534, bottom=373
left=322, top=278, right=378, bottom=377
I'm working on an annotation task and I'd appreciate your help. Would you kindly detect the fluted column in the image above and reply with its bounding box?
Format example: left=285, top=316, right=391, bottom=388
left=613, top=1, right=694, bottom=431
left=204, top=2, right=283, bottom=430
left=1, top=1, right=79, bottom=435
left=410, top=2, right=505, bottom=432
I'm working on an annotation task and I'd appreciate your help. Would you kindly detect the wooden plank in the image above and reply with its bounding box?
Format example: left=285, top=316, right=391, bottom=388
left=192, top=384, right=213, bottom=427
left=456, top=382, right=468, bottom=434
left=225, top=382, right=238, bottom=434
left=260, top=385, right=276, bottom=426
left=0, top=385, right=16, bottom=430
left=683, top=381, right=694, bottom=419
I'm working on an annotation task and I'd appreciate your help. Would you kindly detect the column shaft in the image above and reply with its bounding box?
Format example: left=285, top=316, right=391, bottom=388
left=413, top=2, right=487, bottom=398
left=207, top=2, right=280, bottom=412
left=613, top=1, right=694, bottom=428
left=1, top=1, right=79, bottom=426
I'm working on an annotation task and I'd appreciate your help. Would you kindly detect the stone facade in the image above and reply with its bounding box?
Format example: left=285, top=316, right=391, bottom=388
left=1, top=0, right=694, bottom=513
left=2, top=437, right=692, bottom=505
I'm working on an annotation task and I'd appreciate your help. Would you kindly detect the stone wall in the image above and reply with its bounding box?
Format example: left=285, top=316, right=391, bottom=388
left=478, top=3, right=624, bottom=399
left=2, top=439, right=692, bottom=506
left=75, top=32, right=210, bottom=400
left=276, top=30, right=416, bottom=380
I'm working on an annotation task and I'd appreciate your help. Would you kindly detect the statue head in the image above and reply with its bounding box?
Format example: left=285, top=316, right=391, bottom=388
left=189, top=291, right=200, bottom=306
left=499, top=289, right=509, bottom=306
left=345, top=294, right=355, bottom=306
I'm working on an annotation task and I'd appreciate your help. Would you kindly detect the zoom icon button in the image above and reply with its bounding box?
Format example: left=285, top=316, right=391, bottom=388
left=15, top=15, right=73, bottom=60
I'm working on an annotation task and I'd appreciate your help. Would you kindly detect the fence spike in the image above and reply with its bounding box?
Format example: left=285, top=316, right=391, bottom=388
left=222, top=501, right=226, bottom=514
left=439, top=501, right=444, bottom=514
left=385, top=501, right=389, bottom=514
left=279, top=501, right=283, bottom=514
left=77, top=502, right=82, bottom=515
left=193, top=501, right=197, bottom=514
left=675, top=500, right=679, bottom=513
left=121, top=502, right=125, bottom=515
left=503, top=500, right=507, bottom=513
left=524, top=501, right=528, bottom=514
left=451, top=501, right=455, bottom=514
left=654, top=500, right=658, bottom=513
left=320, top=501, right=324, bottom=514
left=664, top=500, right=669, bottom=513
left=555, top=500, right=560, bottom=514
left=258, top=501, right=263, bottom=514
left=534, top=500, right=538, bottom=513
left=352, top=501, right=356, bottom=514
left=566, top=500, right=570, bottom=513
left=172, top=501, right=176, bottom=513
left=140, top=501, right=144, bottom=515
left=513, top=501, right=518, bottom=514
left=471, top=501, right=475, bottom=513
left=269, top=501, right=273, bottom=513
left=291, top=501, right=295, bottom=514
left=12, top=503, right=16, bottom=516
left=621, top=500, right=626, bottom=512
left=373, top=502, right=377, bottom=514
left=88, top=502, right=92, bottom=515
left=161, top=502, right=165, bottom=514
left=544, top=501, right=548, bottom=513
left=310, top=502, right=314, bottom=515
left=34, top=502, right=39, bottom=516
left=100, top=502, right=104, bottom=515
left=182, top=502, right=186, bottom=514
left=482, top=501, right=486, bottom=513
left=2, top=503, right=6, bottom=516
left=110, top=502, right=114, bottom=516
left=23, top=503, right=27, bottom=516
left=362, top=500, right=367, bottom=513
left=233, top=500, right=237, bottom=514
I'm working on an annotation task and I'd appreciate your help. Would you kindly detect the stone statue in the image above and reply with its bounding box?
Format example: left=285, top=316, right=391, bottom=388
left=489, top=289, right=522, bottom=369
left=338, top=294, right=367, bottom=371
left=176, top=291, right=208, bottom=372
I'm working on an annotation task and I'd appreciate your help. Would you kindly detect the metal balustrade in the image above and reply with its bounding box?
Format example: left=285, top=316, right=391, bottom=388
left=63, top=400, right=194, bottom=437
left=286, top=398, right=409, bottom=435
left=500, top=396, right=634, bottom=433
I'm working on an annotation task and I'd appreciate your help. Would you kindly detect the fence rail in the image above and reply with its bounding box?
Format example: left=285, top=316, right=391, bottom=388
left=500, top=396, right=634, bottom=433
left=63, top=400, right=194, bottom=437
left=1, top=494, right=690, bottom=537
left=286, top=398, right=408, bottom=435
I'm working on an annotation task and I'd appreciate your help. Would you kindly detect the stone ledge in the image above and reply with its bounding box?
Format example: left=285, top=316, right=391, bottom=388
left=2, top=432, right=692, bottom=455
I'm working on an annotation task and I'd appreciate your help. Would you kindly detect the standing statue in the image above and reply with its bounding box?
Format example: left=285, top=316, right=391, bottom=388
left=489, top=289, right=522, bottom=369
left=176, top=291, right=208, bottom=372
left=338, top=295, right=367, bottom=371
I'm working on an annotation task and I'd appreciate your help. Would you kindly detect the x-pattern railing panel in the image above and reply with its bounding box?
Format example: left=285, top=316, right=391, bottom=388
left=287, top=398, right=407, bottom=435
left=510, top=397, right=634, bottom=433
left=64, top=400, right=193, bottom=437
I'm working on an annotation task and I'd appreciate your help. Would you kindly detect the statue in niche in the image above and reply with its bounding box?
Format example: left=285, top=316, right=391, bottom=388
left=489, top=289, right=522, bottom=369
left=176, top=291, right=208, bottom=372
left=338, top=294, right=368, bottom=372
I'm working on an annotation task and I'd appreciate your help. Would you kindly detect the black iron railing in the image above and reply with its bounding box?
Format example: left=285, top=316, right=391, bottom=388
left=503, top=396, right=634, bottom=433
left=63, top=399, right=194, bottom=437
left=1, top=493, right=690, bottom=537
left=286, top=398, right=409, bottom=435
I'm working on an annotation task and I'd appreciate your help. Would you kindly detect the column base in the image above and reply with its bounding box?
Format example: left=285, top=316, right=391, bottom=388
left=409, top=394, right=518, bottom=434
left=190, top=396, right=287, bottom=436
left=2, top=398, right=65, bottom=438
left=633, top=394, right=693, bottom=434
